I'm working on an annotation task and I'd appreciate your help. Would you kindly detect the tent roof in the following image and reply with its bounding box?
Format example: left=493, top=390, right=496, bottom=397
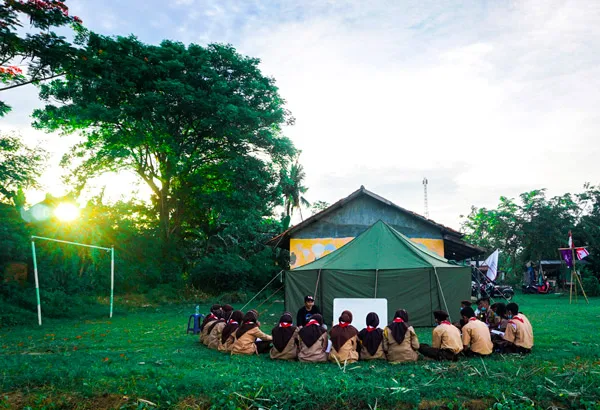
left=293, top=220, right=463, bottom=271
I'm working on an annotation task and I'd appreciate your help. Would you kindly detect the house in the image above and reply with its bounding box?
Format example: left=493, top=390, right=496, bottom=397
left=268, top=186, right=485, bottom=268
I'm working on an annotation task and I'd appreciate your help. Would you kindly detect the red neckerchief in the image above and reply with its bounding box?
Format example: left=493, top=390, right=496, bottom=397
left=511, top=315, right=524, bottom=323
left=441, top=320, right=451, bottom=325
left=208, top=313, right=217, bottom=320
left=279, top=322, right=292, bottom=328
left=339, top=321, right=349, bottom=328
left=306, top=319, right=320, bottom=327
left=366, top=326, right=376, bottom=332
left=469, top=317, right=478, bottom=322
left=228, top=320, right=238, bottom=325
left=393, top=318, right=404, bottom=323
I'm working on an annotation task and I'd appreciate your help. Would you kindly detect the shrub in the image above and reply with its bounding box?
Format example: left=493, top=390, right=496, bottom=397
left=582, top=276, right=600, bottom=296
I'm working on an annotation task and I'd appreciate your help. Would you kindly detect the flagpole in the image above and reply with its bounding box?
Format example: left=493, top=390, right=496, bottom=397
left=567, top=235, right=589, bottom=304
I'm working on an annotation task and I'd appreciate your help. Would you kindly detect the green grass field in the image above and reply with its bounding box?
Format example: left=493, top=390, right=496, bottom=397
left=1, top=294, right=600, bottom=409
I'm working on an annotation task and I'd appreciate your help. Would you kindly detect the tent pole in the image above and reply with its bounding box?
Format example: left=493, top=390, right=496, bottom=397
left=313, top=269, right=322, bottom=299
left=374, top=269, right=379, bottom=298
left=433, top=267, right=451, bottom=321
left=31, top=240, right=42, bottom=326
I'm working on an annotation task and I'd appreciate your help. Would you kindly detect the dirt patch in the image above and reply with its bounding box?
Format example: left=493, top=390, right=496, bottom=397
left=0, top=391, right=131, bottom=410
left=173, top=395, right=211, bottom=409
left=419, top=399, right=489, bottom=410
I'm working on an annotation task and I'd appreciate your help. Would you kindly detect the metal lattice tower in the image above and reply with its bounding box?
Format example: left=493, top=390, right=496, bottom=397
left=422, top=177, right=429, bottom=218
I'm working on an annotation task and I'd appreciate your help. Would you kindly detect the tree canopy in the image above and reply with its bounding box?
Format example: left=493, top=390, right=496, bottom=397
left=33, top=34, right=297, bottom=274
left=461, top=185, right=600, bottom=276
left=0, top=0, right=84, bottom=116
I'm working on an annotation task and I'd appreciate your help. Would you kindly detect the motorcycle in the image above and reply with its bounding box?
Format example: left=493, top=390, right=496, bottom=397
left=522, top=280, right=554, bottom=294
left=472, top=281, right=514, bottom=300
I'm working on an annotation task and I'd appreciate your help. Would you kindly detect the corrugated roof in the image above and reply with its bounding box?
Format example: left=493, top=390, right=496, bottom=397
left=267, top=185, right=464, bottom=247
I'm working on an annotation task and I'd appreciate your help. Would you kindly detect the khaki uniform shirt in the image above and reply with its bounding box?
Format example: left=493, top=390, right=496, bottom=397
left=462, top=318, right=493, bottom=355
left=231, top=327, right=273, bottom=355
left=503, top=314, right=534, bottom=349
left=382, top=326, right=420, bottom=363
left=298, top=332, right=328, bottom=363
left=329, top=335, right=359, bottom=364
left=432, top=322, right=463, bottom=354
left=269, top=328, right=299, bottom=360
left=200, top=319, right=217, bottom=345
left=359, top=337, right=385, bottom=361
left=218, top=333, right=235, bottom=352
left=206, top=321, right=226, bottom=350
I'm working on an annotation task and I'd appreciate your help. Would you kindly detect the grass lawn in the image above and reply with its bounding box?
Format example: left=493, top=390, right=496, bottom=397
left=1, top=293, right=600, bottom=409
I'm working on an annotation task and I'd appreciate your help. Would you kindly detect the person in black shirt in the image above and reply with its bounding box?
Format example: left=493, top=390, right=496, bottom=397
left=296, top=295, right=322, bottom=327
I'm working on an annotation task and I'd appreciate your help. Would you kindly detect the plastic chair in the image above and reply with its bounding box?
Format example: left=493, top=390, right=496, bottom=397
left=187, top=313, right=204, bottom=334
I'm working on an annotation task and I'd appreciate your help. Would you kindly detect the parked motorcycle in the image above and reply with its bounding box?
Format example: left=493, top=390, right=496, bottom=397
left=472, top=281, right=514, bottom=300
left=522, top=280, right=554, bottom=294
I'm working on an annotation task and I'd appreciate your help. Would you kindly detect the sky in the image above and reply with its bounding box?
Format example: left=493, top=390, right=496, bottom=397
left=2, top=0, right=600, bottom=229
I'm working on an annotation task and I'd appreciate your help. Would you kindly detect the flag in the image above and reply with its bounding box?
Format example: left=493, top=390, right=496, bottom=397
left=568, top=231, right=573, bottom=248
left=560, top=248, right=573, bottom=268
left=576, top=247, right=589, bottom=260
left=483, top=249, right=499, bottom=281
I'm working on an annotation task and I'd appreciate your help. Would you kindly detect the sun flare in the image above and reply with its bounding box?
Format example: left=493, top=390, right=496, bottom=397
left=54, top=203, right=80, bottom=222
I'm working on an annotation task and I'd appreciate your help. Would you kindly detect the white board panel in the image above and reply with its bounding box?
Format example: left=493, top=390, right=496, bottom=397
left=332, top=298, right=388, bottom=331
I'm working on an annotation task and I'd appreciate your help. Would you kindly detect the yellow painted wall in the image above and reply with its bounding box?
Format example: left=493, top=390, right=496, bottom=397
left=290, top=237, right=445, bottom=269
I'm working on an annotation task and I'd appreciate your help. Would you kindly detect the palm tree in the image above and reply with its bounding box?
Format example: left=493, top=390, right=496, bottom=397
left=282, top=159, right=310, bottom=221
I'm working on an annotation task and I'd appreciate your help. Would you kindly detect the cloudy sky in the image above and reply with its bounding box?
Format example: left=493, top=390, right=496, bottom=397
left=2, top=0, right=599, bottom=229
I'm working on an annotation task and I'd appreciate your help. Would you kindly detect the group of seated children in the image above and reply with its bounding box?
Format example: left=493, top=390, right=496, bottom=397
left=198, top=295, right=533, bottom=362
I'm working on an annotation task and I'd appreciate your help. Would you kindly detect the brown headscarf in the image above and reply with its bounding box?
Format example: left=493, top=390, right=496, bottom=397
left=221, top=310, right=243, bottom=344
left=389, top=309, right=410, bottom=344
left=235, top=310, right=259, bottom=338
left=330, top=310, right=359, bottom=352
left=200, top=304, right=222, bottom=330
left=222, top=304, right=234, bottom=321
left=206, top=308, right=225, bottom=334
left=298, top=313, right=326, bottom=348
left=358, top=312, right=384, bottom=356
left=271, top=312, right=297, bottom=352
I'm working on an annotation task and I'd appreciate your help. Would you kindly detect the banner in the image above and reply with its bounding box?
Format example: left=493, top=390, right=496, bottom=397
left=560, top=249, right=573, bottom=268
left=576, top=247, right=589, bottom=260
left=483, top=249, right=499, bottom=281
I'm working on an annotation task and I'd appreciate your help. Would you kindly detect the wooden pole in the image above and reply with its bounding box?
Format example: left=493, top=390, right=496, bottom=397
left=571, top=246, right=577, bottom=303
left=574, top=270, right=590, bottom=304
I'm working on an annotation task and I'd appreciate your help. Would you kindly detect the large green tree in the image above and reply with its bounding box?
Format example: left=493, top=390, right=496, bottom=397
left=33, top=34, right=296, bottom=258
left=0, top=0, right=84, bottom=116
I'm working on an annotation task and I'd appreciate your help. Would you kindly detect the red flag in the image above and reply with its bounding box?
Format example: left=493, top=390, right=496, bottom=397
left=568, top=231, right=573, bottom=248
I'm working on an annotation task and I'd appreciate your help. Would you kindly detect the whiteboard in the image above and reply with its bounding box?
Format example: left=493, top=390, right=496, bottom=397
left=332, top=298, right=388, bottom=331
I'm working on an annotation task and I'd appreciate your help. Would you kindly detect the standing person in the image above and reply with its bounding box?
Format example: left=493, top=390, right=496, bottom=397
left=329, top=310, right=359, bottom=364
left=297, top=314, right=328, bottom=363
left=460, top=307, right=493, bottom=357
left=499, top=303, right=534, bottom=354
left=270, top=312, right=299, bottom=360
left=218, top=310, right=243, bottom=352
left=383, top=309, right=420, bottom=363
left=231, top=311, right=273, bottom=355
left=200, top=304, right=222, bottom=344
left=358, top=312, right=385, bottom=360
left=418, top=310, right=463, bottom=361
left=205, top=310, right=226, bottom=349
left=296, top=295, right=322, bottom=327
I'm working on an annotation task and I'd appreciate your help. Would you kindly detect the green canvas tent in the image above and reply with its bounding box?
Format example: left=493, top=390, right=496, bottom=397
left=285, top=220, right=471, bottom=327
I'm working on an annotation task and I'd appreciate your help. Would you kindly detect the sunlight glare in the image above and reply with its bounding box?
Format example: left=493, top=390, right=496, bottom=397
left=54, top=203, right=80, bottom=222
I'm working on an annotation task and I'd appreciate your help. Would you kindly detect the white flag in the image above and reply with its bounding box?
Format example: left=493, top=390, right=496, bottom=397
left=484, top=249, right=499, bottom=281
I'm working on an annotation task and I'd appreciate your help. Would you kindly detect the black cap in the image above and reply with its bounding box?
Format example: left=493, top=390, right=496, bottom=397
left=304, top=295, right=315, bottom=302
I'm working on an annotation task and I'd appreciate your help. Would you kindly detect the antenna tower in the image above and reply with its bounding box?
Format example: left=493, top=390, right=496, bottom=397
left=423, top=177, right=429, bottom=218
